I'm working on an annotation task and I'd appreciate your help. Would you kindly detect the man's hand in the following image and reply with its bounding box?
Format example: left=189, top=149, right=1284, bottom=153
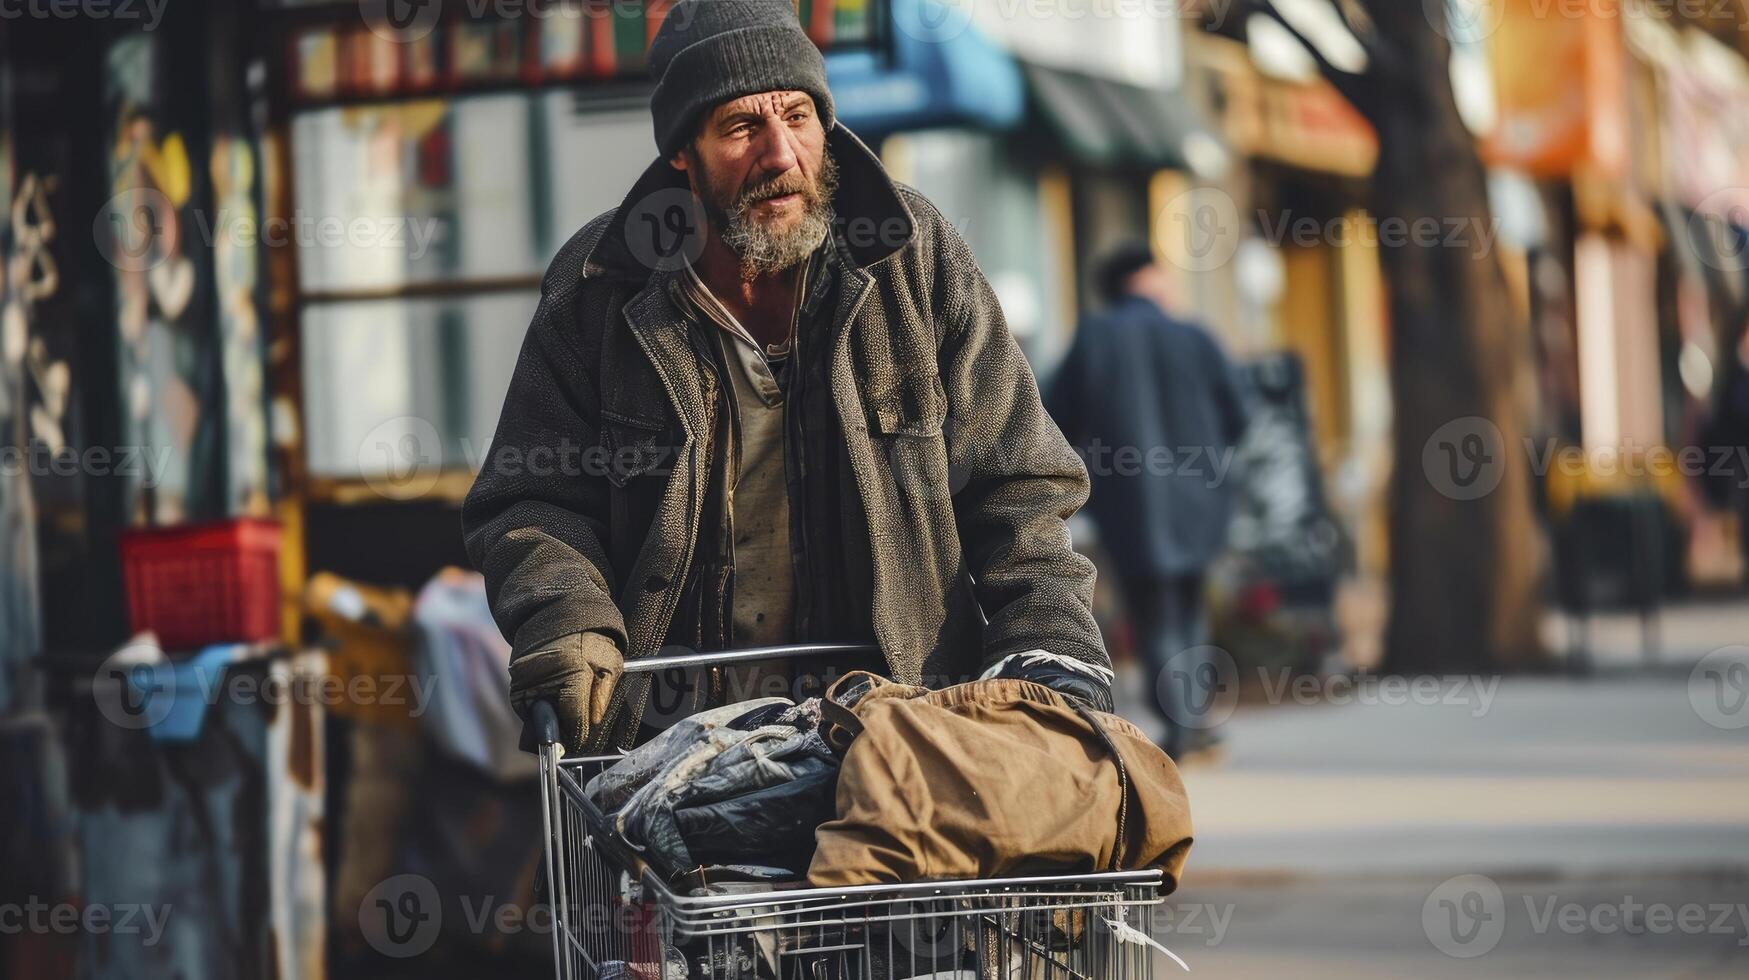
left=510, top=631, right=624, bottom=752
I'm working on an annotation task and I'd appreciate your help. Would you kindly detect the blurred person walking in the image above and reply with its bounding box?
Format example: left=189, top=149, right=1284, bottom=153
left=1048, top=243, right=1251, bottom=760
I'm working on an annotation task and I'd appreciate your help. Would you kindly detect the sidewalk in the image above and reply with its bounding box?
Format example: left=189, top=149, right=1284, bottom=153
left=1554, top=597, right=1749, bottom=669
left=1109, top=597, right=1749, bottom=881
left=1116, top=630, right=1749, bottom=978
left=1171, top=673, right=1749, bottom=880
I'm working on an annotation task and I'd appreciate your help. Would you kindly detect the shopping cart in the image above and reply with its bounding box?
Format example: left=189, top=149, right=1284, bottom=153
left=533, top=644, right=1174, bottom=979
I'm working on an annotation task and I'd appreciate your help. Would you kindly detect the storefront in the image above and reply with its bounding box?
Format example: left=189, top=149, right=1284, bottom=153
left=1636, top=16, right=1749, bottom=585
left=1180, top=30, right=1388, bottom=580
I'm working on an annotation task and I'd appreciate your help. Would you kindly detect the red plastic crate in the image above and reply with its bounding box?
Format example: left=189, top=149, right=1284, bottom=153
left=118, top=518, right=284, bottom=650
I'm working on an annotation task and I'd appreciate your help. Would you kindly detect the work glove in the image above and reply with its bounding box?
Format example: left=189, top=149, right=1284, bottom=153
left=509, top=631, right=624, bottom=754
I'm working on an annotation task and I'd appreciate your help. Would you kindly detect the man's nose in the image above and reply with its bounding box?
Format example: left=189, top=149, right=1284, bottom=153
left=752, top=119, right=799, bottom=178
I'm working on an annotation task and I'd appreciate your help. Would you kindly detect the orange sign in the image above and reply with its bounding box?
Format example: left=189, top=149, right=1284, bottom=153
left=1481, top=0, right=1629, bottom=178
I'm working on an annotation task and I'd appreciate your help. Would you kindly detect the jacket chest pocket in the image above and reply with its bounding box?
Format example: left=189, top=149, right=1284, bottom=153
left=866, top=370, right=949, bottom=438
left=599, top=409, right=680, bottom=488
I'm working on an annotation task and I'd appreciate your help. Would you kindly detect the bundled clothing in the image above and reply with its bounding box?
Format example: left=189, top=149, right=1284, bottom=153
left=808, top=672, right=1192, bottom=890
left=409, top=569, right=536, bottom=781
left=586, top=698, right=838, bottom=878
left=585, top=670, right=1189, bottom=891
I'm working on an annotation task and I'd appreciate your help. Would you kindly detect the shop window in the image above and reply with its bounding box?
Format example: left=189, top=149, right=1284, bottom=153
left=882, top=128, right=1072, bottom=367
left=301, top=291, right=537, bottom=483
left=292, top=91, right=656, bottom=490
left=293, top=95, right=544, bottom=292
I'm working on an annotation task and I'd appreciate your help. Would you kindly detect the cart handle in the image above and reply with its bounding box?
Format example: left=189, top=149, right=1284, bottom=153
left=530, top=642, right=879, bottom=748
left=531, top=699, right=563, bottom=748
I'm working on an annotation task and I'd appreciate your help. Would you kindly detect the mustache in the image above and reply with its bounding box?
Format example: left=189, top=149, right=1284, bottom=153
left=737, top=171, right=814, bottom=207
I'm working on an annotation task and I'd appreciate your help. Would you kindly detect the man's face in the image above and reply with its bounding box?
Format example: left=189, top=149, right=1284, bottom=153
left=671, top=90, right=837, bottom=277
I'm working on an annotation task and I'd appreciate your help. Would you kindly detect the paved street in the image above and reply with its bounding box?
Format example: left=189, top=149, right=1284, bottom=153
left=1109, top=611, right=1749, bottom=976
left=1165, top=874, right=1749, bottom=978
left=1176, top=673, right=1749, bottom=877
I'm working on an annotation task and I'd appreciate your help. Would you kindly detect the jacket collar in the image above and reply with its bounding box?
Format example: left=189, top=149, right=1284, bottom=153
left=582, top=122, right=916, bottom=283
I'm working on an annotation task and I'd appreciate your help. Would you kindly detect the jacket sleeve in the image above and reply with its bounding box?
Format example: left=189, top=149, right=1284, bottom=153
left=939, top=254, right=1110, bottom=674
left=461, top=265, right=628, bottom=662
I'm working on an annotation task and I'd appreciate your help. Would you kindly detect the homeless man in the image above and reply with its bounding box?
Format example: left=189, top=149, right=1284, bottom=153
left=462, top=0, right=1115, bottom=753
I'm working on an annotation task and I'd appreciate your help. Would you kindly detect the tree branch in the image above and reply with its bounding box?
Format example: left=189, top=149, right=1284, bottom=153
left=1238, top=0, right=1383, bottom=120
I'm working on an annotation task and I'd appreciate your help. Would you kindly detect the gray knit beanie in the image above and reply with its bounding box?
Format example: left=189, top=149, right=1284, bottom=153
left=648, top=0, right=836, bottom=158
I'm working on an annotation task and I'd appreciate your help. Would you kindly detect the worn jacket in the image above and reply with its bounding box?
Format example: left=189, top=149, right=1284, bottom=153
left=1048, top=295, right=1251, bottom=581
left=462, top=123, right=1107, bottom=745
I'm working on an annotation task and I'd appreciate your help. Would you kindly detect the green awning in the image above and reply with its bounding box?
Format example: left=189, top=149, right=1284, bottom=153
left=1023, top=63, right=1225, bottom=174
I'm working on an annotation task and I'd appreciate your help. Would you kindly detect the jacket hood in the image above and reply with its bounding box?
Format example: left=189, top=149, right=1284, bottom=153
left=581, top=121, right=916, bottom=282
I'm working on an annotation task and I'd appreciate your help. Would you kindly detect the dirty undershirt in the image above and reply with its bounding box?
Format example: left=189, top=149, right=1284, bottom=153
left=679, top=258, right=801, bottom=656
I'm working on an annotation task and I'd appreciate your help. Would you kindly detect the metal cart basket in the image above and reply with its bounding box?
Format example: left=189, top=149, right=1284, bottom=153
left=534, top=644, right=1173, bottom=979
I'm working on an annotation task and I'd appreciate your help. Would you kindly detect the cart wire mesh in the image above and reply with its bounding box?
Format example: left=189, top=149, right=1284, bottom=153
left=538, top=746, right=1172, bottom=980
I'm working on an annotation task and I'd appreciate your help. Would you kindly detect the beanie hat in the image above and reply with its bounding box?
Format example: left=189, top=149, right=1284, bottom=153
left=647, top=0, right=836, bottom=158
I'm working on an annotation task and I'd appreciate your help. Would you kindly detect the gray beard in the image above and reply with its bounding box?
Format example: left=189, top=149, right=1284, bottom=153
left=714, top=150, right=840, bottom=278
left=720, top=204, right=831, bottom=278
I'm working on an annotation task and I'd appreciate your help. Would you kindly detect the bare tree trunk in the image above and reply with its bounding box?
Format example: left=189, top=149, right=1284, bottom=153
left=1243, top=0, right=1549, bottom=671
